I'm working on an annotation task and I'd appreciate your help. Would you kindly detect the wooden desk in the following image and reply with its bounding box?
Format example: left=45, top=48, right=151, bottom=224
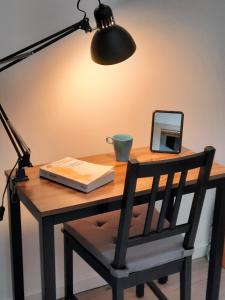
left=6, top=147, right=225, bottom=300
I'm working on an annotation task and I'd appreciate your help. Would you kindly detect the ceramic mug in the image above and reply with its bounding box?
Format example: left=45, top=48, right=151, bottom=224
left=106, top=134, right=133, bottom=162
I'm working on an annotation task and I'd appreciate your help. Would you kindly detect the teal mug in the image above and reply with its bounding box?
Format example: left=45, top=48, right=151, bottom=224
left=106, top=134, right=133, bottom=162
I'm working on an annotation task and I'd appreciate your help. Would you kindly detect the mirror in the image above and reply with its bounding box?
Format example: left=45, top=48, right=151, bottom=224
left=150, top=110, right=184, bottom=153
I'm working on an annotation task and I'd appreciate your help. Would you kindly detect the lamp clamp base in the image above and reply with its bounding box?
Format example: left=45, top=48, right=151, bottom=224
left=12, top=152, right=32, bottom=182
left=13, top=167, right=29, bottom=182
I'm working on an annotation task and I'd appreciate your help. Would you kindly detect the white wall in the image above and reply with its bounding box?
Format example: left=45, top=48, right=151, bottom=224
left=0, top=0, right=225, bottom=299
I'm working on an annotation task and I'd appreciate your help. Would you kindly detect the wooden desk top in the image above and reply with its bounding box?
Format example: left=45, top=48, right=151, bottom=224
left=9, top=147, right=225, bottom=217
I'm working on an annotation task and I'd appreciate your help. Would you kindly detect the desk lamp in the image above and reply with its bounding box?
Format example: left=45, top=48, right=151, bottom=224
left=0, top=0, right=136, bottom=71
left=0, top=0, right=136, bottom=220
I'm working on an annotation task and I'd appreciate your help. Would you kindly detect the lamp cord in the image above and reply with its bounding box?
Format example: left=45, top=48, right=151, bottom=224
left=1, top=159, right=19, bottom=208
left=76, top=0, right=102, bottom=19
left=77, top=0, right=87, bottom=19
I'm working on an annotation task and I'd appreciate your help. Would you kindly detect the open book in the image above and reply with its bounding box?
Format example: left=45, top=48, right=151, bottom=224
left=39, top=157, right=114, bottom=193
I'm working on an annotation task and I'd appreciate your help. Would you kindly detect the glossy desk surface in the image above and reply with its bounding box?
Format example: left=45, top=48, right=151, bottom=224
left=9, top=146, right=225, bottom=217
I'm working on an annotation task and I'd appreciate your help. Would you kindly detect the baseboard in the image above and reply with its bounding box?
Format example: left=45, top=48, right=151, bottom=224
left=193, top=243, right=208, bottom=259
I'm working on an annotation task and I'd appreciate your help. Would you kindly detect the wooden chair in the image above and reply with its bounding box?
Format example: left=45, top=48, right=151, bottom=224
left=62, top=146, right=215, bottom=300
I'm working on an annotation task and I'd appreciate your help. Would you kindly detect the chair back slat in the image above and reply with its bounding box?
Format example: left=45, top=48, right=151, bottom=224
left=143, top=174, right=160, bottom=236
left=157, top=172, right=175, bottom=232
left=112, top=147, right=215, bottom=269
left=170, top=170, right=188, bottom=229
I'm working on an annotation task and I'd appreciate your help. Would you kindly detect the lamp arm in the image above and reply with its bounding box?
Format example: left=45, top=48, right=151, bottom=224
left=0, top=105, right=30, bottom=154
left=0, top=104, right=32, bottom=178
left=0, top=17, right=92, bottom=72
left=0, top=104, right=32, bottom=220
left=0, top=105, right=22, bottom=159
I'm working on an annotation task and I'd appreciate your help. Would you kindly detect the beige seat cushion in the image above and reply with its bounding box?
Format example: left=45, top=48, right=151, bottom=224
left=64, top=204, right=193, bottom=278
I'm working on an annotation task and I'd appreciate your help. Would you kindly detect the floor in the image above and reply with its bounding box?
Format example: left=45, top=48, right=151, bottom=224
left=76, top=258, right=225, bottom=300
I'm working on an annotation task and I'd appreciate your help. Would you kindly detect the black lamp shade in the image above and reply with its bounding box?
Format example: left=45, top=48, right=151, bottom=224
left=91, top=25, right=136, bottom=65
left=91, top=4, right=136, bottom=65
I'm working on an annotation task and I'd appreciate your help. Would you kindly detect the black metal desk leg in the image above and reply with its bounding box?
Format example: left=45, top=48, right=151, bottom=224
left=39, top=217, right=56, bottom=300
left=7, top=185, right=25, bottom=300
left=206, top=183, right=225, bottom=300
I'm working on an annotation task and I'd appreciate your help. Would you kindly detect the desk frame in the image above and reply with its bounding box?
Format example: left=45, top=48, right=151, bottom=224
left=7, top=164, right=225, bottom=300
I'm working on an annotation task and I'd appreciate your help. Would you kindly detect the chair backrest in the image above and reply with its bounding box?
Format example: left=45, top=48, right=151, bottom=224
left=113, top=146, right=215, bottom=269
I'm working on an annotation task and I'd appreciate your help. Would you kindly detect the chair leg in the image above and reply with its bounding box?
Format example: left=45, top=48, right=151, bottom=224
left=158, top=276, right=168, bottom=284
left=136, top=284, right=145, bottom=298
left=64, top=234, right=74, bottom=299
left=112, top=286, right=124, bottom=300
left=180, top=257, right=192, bottom=300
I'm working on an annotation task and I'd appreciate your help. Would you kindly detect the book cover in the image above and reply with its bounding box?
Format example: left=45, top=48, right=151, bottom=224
left=39, top=157, right=114, bottom=193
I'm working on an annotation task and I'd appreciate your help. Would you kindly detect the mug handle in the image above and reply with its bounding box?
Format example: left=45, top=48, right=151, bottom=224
left=106, top=137, right=114, bottom=144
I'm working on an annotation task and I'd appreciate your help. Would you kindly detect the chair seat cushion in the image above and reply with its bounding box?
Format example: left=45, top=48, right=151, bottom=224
left=64, top=204, right=193, bottom=278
